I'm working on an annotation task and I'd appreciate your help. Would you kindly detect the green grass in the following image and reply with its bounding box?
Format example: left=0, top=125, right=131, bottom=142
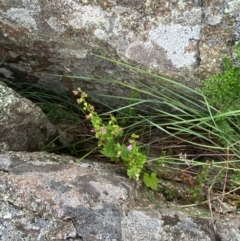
left=2, top=48, right=240, bottom=207
left=64, top=54, right=239, bottom=157
left=61, top=52, right=240, bottom=206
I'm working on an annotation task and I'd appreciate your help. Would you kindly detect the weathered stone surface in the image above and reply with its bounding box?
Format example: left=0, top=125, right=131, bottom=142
left=0, top=81, right=73, bottom=151
left=0, top=151, right=239, bottom=241
left=0, top=0, right=239, bottom=107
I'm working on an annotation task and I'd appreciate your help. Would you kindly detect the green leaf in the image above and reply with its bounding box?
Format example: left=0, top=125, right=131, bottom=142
left=100, top=141, right=118, bottom=159
left=143, top=172, right=159, bottom=190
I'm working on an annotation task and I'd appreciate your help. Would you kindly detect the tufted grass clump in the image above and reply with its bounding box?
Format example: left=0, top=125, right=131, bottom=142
left=2, top=43, right=240, bottom=206
left=63, top=44, right=240, bottom=207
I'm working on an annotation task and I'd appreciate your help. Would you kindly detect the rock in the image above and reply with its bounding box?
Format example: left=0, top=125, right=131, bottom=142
left=0, top=1, right=239, bottom=107
left=0, top=81, right=73, bottom=151
left=0, top=151, right=239, bottom=241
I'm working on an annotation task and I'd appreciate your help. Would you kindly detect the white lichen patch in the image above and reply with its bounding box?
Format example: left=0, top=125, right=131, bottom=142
left=22, top=0, right=41, bottom=13
left=0, top=83, right=19, bottom=110
left=68, top=5, right=108, bottom=30
left=145, top=0, right=152, bottom=8
left=182, top=8, right=203, bottom=25
left=122, top=210, right=163, bottom=240
left=5, top=8, right=38, bottom=30
left=46, top=17, right=66, bottom=33
left=206, top=14, right=222, bottom=26
left=178, top=0, right=187, bottom=11
left=0, top=155, right=12, bottom=172
left=59, top=49, right=88, bottom=59
left=94, top=29, right=108, bottom=40
left=200, top=6, right=222, bottom=26
left=224, top=0, right=240, bottom=17
left=149, top=23, right=201, bottom=68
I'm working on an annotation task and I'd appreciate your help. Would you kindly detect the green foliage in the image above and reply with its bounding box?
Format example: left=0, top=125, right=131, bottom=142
left=74, top=88, right=157, bottom=181
left=189, top=184, right=205, bottom=204
left=201, top=42, right=240, bottom=112
left=213, top=117, right=236, bottom=146
left=127, top=90, right=139, bottom=116
left=143, top=172, right=159, bottom=190
left=230, top=170, right=240, bottom=189
left=0, top=54, right=6, bottom=66
left=201, top=42, right=240, bottom=148
left=189, top=165, right=210, bottom=203
left=59, top=49, right=240, bottom=206
left=160, top=186, right=178, bottom=201
left=153, top=150, right=173, bottom=167
left=3, top=48, right=239, bottom=206
left=7, top=44, right=240, bottom=207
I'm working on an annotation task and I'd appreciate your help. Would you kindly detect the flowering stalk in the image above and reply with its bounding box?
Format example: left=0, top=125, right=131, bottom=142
left=73, top=88, right=147, bottom=180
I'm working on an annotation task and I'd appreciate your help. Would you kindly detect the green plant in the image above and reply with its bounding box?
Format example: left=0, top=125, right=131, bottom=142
left=119, top=90, right=139, bottom=126
left=0, top=54, right=6, bottom=66
left=230, top=170, right=240, bottom=189
left=3, top=48, right=240, bottom=207
left=201, top=42, right=240, bottom=147
left=73, top=88, right=156, bottom=181
left=189, top=164, right=210, bottom=203
left=143, top=172, right=159, bottom=190
left=62, top=51, right=240, bottom=206
left=201, top=54, right=240, bottom=112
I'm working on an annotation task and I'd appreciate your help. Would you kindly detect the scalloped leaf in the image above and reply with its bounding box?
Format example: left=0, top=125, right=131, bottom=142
left=143, top=172, right=159, bottom=190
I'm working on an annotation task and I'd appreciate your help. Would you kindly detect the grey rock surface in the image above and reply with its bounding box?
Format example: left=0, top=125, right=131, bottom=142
left=0, top=1, right=239, bottom=108
left=0, top=81, right=73, bottom=151
left=0, top=151, right=239, bottom=241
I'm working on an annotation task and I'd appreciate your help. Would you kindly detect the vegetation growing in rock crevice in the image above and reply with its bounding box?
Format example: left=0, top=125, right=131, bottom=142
left=1, top=43, right=240, bottom=211
left=69, top=42, right=240, bottom=209
left=73, top=88, right=147, bottom=181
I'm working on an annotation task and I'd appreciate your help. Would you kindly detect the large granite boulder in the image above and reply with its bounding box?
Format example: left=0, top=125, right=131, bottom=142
left=0, top=81, right=73, bottom=151
left=0, top=151, right=239, bottom=241
left=0, top=1, right=239, bottom=107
